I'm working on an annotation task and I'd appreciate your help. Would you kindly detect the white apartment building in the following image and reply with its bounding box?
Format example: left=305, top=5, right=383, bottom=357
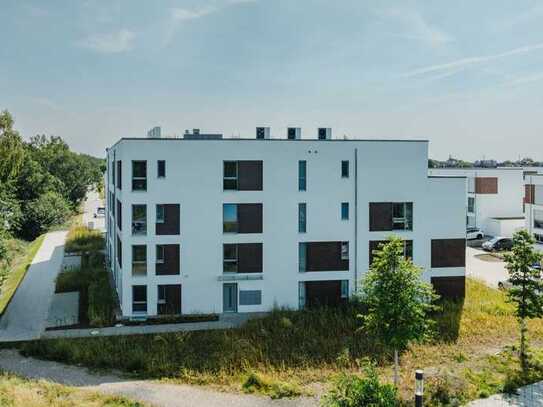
left=524, top=172, right=543, bottom=248
left=428, top=168, right=525, bottom=237
left=105, top=129, right=466, bottom=318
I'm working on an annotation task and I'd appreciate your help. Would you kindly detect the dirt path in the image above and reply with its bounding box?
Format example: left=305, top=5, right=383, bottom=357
left=0, top=349, right=318, bottom=407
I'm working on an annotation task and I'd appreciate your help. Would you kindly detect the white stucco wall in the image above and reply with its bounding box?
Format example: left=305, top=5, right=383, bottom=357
left=106, top=138, right=466, bottom=317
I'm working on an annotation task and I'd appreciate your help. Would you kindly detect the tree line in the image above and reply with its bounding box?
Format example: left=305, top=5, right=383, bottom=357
left=0, top=110, right=104, bottom=247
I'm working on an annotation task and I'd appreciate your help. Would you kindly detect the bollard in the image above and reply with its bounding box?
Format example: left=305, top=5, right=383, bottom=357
left=415, top=370, right=424, bottom=407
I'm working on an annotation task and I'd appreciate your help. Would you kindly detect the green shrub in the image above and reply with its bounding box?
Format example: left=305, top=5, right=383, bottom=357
left=322, top=366, right=398, bottom=407
left=22, top=191, right=71, bottom=239
left=242, top=372, right=302, bottom=399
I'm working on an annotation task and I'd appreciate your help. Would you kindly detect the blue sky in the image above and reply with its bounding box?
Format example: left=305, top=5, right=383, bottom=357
left=1, top=0, right=543, bottom=160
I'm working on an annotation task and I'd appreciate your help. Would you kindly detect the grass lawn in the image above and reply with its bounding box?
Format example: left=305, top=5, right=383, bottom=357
left=20, top=278, right=543, bottom=404
left=0, top=372, right=145, bottom=407
left=0, top=235, right=45, bottom=316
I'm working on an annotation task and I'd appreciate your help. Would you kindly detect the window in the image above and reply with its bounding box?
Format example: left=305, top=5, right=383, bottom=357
left=116, top=236, right=122, bottom=268
left=156, top=245, right=165, bottom=264
left=298, top=203, right=306, bottom=233
left=132, top=161, right=147, bottom=191
left=534, top=233, right=543, bottom=243
left=116, top=200, right=122, bottom=230
left=156, top=205, right=165, bottom=223
left=132, top=245, right=147, bottom=276
left=535, top=210, right=543, bottom=229
left=341, top=161, right=349, bottom=178
left=341, top=280, right=349, bottom=299
left=298, top=282, right=306, bottom=309
left=132, top=205, right=147, bottom=235
left=157, top=160, right=166, bottom=178
left=223, top=161, right=238, bottom=190
left=223, top=244, right=238, bottom=273
left=111, top=159, right=115, bottom=185
left=298, top=160, right=306, bottom=191
left=223, top=204, right=238, bottom=233
left=392, top=202, right=413, bottom=230
left=341, top=202, right=349, bottom=220
left=341, top=242, right=349, bottom=260
left=298, top=243, right=306, bottom=273
left=117, top=160, right=122, bottom=189
left=468, top=197, right=475, bottom=214
left=132, top=285, right=147, bottom=313
left=239, top=290, right=262, bottom=305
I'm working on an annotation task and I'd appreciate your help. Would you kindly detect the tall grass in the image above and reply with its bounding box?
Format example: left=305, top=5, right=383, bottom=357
left=64, top=225, right=103, bottom=254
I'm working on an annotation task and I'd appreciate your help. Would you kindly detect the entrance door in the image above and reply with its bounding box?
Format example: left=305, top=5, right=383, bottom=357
left=223, top=283, right=238, bottom=312
left=158, top=284, right=181, bottom=315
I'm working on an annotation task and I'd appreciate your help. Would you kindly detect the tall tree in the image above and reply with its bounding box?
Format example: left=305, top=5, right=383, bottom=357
left=0, top=110, right=25, bottom=183
left=504, top=230, right=543, bottom=372
left=360, top=236, right=438, bottom=387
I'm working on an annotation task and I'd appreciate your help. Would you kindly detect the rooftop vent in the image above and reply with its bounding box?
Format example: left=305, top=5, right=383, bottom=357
left=256, top=127, right=270, bottom=139
left=318, top=128, right=332, bottom=140
left=287, top=127, right=301, bottom=140
left=183, top=129, right=223, bottom=140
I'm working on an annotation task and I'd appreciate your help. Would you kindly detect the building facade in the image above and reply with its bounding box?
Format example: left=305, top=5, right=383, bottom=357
left=428, top=168, right=525, bottom=236
left=524, top=172, right=543, bottom=248
left=105, top=133, right=466, bottom=318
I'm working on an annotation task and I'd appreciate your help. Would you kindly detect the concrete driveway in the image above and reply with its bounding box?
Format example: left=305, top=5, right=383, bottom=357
left=83, top=190, right=105, bottom=232
left=466, top=246, right=508, bottom=288
left=0, top=231, right=68, bottom=342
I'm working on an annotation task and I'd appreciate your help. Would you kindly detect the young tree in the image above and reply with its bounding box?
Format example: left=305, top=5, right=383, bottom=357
left=503, top=230, right=543, bottom=372
left=360, top=236, right=438, bottom=387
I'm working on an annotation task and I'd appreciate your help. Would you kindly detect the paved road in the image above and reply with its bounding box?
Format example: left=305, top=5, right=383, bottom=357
left=0, top=349, right=318, bottom=407
left=466, top=246, right=508, bottom=288
left=0, top=231, right=67, bottom=342
left=468, top=380, right=543, bottom=406
left=83, top=190, right=105, bottom=232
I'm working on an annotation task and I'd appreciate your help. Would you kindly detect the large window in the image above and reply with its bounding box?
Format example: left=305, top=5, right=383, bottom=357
left=239, top=290, right=262, bottom=305
left=156, top=205, right=165, bottom=223
left=132, top=245, right=147, bottom=276
left=341, top=202, right=349, bottom=220
left=157, top=160, right=166, bottom=178
left=392, top=202, right=413, bottom=230
left=132, top=285, right=147, bottom=313
left=468, top=197, right=475, bottom=214
left=341, top=242, right=349, bottom=260
left=341, top=160, right=349, bottom=178
left=298, top=203, right=306, bottom=233
left=132, top=205, right=147, bottom=235
left=298, top=160, right=306, bottom=191
left=132, top=161, right=147, bottom=191
left=223, top=244, right=238, bottom=273
left=116, top=160, right=122, bottom=189
left=535, top=210, right=543, bottom=229
left=156, top=245, right=165, bottom=264
left=223, top=161, right=238, bottom=190
left=223, top=204, right=238, bottom=232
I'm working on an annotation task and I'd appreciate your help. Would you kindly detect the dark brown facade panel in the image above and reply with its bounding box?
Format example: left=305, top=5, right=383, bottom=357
left=156, top=244, right=180, bottom=275
left=306, top=242, right=348, bottom=272
left=525, top=184, right=535, bottom=204
left=238, top=243, right=263, bottom=273
left=158, top=284, right=181, bottom=315
left=431, top=276, right=465, bottom=299
left=238, top=203, right=263, bottom=233
left=369, top=203, right=393, bottom=231
left=238, top=161, right=263, bottom=191
left=431, top=238, right=466, bottom=268
left=305, top=280, right=344, bottom=308
left=156, top=204, right=180, bottom=235
left=475, top=177, right=498, bottom=194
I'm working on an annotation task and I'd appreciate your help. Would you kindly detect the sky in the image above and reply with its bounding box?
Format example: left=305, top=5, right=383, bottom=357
left=1, top=0, right=543, bottom=160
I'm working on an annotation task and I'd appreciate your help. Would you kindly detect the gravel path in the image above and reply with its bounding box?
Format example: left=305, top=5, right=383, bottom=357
left=0, top=349, right=318, bottom=407
left=466, top=246, right=508, bottom=288
left=0, top=231, right=68, bottom=342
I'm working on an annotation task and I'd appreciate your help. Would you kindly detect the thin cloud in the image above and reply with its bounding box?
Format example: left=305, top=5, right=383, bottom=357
left=77, top=29, right=136, bottom=54
left=171, top=6, right=218, bottom=21
left=401, top=42, right=543, bottom=78
left=505, top=72, right=543, bottom=87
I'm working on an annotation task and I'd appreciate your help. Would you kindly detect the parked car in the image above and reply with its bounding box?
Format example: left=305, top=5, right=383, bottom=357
left=482, top=237, right=513, bottom=252
left=466, top=227, right=484, bottom=240
left=499, top=263, right=542, bottom=290
left=94, top=207, right=105, bottom=218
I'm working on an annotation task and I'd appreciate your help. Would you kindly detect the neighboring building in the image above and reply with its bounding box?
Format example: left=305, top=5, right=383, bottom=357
left=428, top=168, right=525, bottom=237
left=524, top=172, right=543, bottom=249
left=105, top=129, right=466, bottom=318
left=147, top=126, right=161, bottom=139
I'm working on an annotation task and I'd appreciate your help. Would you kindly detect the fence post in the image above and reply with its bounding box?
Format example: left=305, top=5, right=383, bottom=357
left=415, top=370, right=424, bottom=407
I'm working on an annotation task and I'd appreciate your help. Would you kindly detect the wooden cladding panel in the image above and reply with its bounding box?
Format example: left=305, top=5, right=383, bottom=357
left=238, top=161, right=263, bottom=191
left=305, top=281, right=343, bottom=308
left=475, top=177, right=498, bottom=194
left=431, top=276, right=465, bottom=299
left=431, top=238, right=466, bottom=268
left=238, top=203, right=263, bottom=234
left=369, top=203, right=393, bottom=231
left=306, top=242, right=348, bottom=272
left=156, top=204, right=180, bottom=235
left=156, top=244, right=180, bottom=275
left=525, top=184, right=535, bottom=204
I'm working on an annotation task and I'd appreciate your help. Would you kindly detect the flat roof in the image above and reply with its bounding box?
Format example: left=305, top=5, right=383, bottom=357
left=428, top=175, right=467, bottom=179
left=109, top=137, right=429, bottom=150
left=430, top=167, right=525, bottom=171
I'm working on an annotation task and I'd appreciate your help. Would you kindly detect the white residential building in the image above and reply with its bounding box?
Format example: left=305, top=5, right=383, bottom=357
left=524, top=172, right=543, bottom=249
left=105, top=130, right=466, bottom=318
left=428, top=168, right=525, bottom=237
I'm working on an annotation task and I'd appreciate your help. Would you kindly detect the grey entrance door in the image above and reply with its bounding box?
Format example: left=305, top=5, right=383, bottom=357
left=223, top=283, right=238, bottom=312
